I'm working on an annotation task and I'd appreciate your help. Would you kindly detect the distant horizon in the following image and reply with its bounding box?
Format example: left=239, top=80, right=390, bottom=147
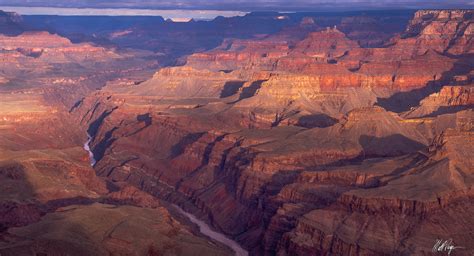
left=0, top=6, right=247, bottom=20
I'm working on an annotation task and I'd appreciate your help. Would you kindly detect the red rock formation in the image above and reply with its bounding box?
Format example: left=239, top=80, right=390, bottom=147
left=2, top=8, right=473, bottom=256
left=74, top=91, right=473, bottom=254
left=0, top=32, right=125, bottom=65
left=292, top=27, right=358, bottom=59
left=277, top=110, right=474, bottom=255
left=122, top=66, right=240, bottom=98
left=135, top=9, right=471, bottom=120
left=404, top=85, right=474, bottom=118
left=403, top=10, right=474, bottom=55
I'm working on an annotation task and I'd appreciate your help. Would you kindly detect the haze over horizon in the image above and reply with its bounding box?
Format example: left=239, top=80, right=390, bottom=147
left=0, top=0, right=472, bottom=12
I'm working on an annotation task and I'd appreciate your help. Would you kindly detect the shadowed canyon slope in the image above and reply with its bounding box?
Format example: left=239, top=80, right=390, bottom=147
left=1, top=8, right=473, bottom=256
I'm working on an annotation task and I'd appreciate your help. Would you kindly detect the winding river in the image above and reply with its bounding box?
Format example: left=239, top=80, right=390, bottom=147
left=83, top=134, right=248, bottom=256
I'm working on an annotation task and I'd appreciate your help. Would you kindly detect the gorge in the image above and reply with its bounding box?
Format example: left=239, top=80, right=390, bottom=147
left=84, top=130, right=247, bottom=256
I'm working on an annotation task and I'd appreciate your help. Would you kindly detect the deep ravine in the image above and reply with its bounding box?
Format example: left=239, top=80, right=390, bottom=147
left=82, top=134, right=248, bottom=256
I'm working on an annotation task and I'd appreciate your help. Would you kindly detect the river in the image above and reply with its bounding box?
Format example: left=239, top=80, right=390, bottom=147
left=173, top=206, right=249, bottom=256
left=83, top=134, right=96, bottom=166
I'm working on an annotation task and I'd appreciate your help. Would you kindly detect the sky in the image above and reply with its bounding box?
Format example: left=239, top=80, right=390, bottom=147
left=0, top=0, right=472, bottom=12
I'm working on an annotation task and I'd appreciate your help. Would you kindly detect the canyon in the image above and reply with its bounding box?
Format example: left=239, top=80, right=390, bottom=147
left=0, top=8, right=473, bottom=256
